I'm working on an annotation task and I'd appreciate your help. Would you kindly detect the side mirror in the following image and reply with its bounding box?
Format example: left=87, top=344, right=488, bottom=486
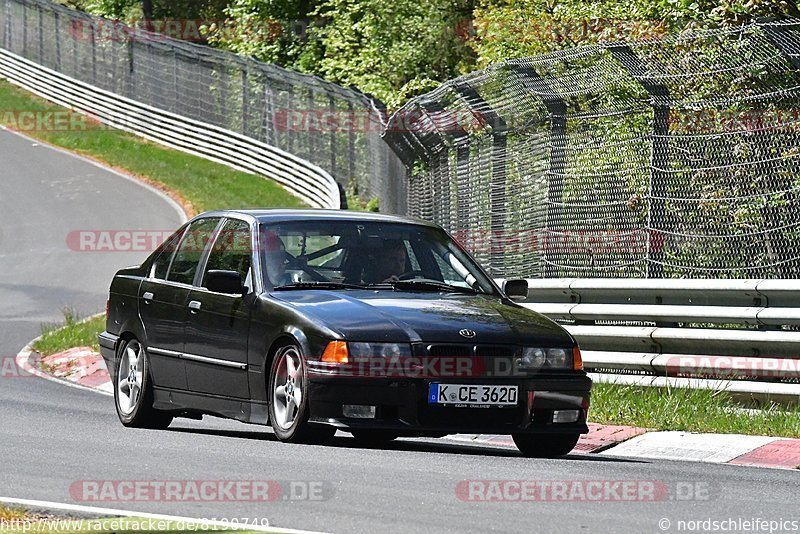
left=502, top=279, right=528, bottom=301
left=206, top=270, right=246, bottom=295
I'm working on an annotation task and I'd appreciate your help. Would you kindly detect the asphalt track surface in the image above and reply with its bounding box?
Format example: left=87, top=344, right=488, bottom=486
left=0, top=128, right=797, bottom=534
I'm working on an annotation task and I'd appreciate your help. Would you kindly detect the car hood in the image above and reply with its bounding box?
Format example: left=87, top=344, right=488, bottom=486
left=271, top=290, right=573, bottom=346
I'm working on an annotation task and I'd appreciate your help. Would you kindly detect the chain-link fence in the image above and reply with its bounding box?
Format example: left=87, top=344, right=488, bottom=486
left=0, top=0, right=406, bottom=213
left=384, top=21, right=800, bottom=279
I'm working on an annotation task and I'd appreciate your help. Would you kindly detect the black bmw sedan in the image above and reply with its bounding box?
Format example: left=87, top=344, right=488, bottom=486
left=99, top=209, right=591, bottom=457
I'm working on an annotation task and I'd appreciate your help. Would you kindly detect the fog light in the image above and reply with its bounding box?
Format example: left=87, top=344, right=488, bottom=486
left=343, top=404, right=376, bottom=419
left=552, top=409, right=580, bottom=423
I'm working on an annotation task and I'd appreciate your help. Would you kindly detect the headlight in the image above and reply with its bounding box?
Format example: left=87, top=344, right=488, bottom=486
left=548, top=348, right=570, bottom=368
left=520, top=347, right=546, bottom=369
left=348, top=342, right=412, bottom=360
left=518, top=347, right=572, bottom=370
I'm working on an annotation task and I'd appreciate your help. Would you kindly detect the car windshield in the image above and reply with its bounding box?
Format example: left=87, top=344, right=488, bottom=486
left=258, top=220, right=497, bottom=295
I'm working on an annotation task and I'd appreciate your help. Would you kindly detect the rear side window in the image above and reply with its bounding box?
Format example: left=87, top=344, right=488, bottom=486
left=152, top=227, right=187, bottom=280
left=166, top=218, right=221, bottom=285
left=203, top=219, right=252, bottom=288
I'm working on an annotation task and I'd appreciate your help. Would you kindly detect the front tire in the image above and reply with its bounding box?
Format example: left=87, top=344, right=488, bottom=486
left=114, top=339, right=173, bottom=429
left=268, top=343, right=335, bottom=444
left=512, top=433, right=580, bottom=458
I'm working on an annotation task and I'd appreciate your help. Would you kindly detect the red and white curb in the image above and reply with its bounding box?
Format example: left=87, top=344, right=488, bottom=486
left=22, top=345, right=800, bottom=471
left=37, top=346, right=113, bottom=395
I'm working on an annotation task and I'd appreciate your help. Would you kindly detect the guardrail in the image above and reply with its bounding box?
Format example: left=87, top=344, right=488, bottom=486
left=515, top=278, right=800, bottom=404
left=0, top=47, right=342, bottom=210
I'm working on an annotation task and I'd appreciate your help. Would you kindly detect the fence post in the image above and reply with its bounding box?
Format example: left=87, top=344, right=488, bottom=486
left=241, top=63, right=249, bottom=135
left=307, top=89, right=316, bottom=158
left=53, top=11, right=60, bottom=71
left=3, top=0, right=9, bottom=50
left=126, top=35, right=134, bottom=98
left=37, top=3, right=42, bottom=63
left=260, top=77, right=274, bottom=145
left=90, top=20, right=96, bottom=84
left=455, top=144, right=470, bottom=233
left=761, top=22, right=800, bottom=69
left=420, top=100, right=466, bottom=228
left=508, top=64, right=567, bottom=277
left=328, top=95, right=336, bottom=177
left=453, top=82, right=507, bottom=276
left=21, top=0, right=25, bottom=56
left=348, top=100, right=356, bottom=182
left=606, top=44, right=670, bottom=279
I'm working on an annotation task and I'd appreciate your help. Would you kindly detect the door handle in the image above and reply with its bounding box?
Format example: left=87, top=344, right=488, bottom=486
left=188, top=300, right=202, bottom=313
left=142, top=292, right=154, bottom=303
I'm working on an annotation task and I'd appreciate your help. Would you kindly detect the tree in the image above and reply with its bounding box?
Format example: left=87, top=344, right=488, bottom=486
left=468, top=0, right=800, bottom=68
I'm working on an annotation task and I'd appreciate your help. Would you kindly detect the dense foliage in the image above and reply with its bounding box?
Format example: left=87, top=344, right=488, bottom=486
left=60, top=0, right=799, bottom=106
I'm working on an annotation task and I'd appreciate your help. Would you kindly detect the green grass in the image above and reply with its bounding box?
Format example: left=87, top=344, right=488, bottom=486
left=0, top=80, right=305, bottom=214
left=32, top=310, right=105, bottom=356
left=591, top=383, right=800, bottom=438
left=0, top=507, right=265, bottom=533
left=0, top=506, right=26, bottom=522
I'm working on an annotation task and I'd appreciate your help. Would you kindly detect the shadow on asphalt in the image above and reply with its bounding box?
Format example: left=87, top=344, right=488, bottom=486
left=165, top=425, right=646, bottom=464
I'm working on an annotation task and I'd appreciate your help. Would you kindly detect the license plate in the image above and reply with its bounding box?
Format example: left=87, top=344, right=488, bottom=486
left=428, top=384, right=518, bottom=407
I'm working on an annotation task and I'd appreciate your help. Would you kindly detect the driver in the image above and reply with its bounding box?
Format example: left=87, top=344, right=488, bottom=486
left=367, top=239, right=407, bottom=284
left=261, top=229, right=292, bottom=286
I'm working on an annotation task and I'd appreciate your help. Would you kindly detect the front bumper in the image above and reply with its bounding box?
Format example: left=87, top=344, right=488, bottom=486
left=306, top=372, right=591, bottom=436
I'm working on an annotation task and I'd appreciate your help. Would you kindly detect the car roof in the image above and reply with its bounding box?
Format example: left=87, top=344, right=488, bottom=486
left=194, top=209, right=440, bottom=228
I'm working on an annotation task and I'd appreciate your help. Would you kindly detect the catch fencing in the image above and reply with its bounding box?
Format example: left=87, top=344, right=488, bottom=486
left=384, top=21, right=800, bottom=279
left=0, top=0, right=406, bottom=212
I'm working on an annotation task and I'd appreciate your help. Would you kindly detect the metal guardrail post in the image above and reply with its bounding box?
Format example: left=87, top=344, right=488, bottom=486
left=606, top=44, right=670, bottom=279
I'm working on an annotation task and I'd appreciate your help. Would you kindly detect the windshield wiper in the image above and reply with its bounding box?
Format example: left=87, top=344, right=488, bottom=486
left=390, top=279, right=479, bottom=294
left=273, top=281, right=367, bottom=291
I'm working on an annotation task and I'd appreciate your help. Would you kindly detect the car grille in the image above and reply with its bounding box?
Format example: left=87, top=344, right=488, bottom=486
left=422, top=344, right=518, bottom=378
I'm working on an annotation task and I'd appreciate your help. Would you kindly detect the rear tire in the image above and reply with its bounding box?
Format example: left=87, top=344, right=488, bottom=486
left=114, top=338, right=173, bottom=429
left=268, top=343, right=335, bottom=444
left=512, top=433, right=580, bottom=458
